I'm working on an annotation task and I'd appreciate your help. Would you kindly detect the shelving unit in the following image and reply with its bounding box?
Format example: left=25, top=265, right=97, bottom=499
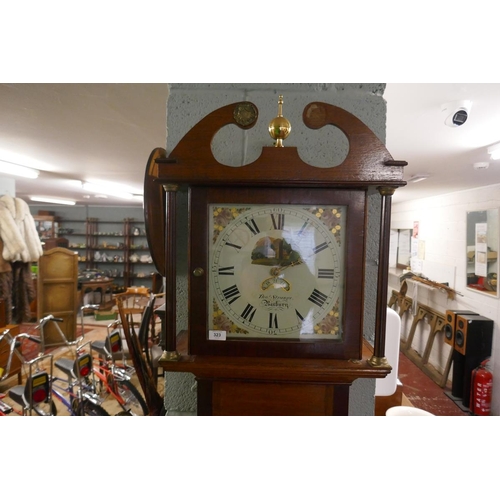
left=60, top=217, right=154, bottom=290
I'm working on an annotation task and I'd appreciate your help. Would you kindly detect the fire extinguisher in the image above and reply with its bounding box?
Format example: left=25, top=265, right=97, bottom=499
left=470, top=358, right=493, bottom=416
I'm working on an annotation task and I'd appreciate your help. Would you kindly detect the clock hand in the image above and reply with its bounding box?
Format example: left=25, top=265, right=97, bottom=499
left=273, top=259, right=304, bottom=274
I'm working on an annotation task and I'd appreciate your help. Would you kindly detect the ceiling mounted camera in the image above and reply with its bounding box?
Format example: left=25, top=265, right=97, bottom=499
left=441, top=100, right=472, bottom=127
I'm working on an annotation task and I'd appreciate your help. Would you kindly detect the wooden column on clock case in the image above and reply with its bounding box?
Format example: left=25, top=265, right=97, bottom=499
left=144, top=99, right=407, bottom=416
left=161, top=183, right=180, bottom=360
left=370, top=186, right=397, bottom=368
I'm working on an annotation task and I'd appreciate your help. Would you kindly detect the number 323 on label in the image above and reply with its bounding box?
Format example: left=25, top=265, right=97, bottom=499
left=208, top=330, right=227, bottom=341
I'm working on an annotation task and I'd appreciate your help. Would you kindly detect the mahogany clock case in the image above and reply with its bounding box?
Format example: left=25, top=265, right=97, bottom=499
left=188, top=185, right=367, bottom=360
left=145, top=98, right=407, bottom=415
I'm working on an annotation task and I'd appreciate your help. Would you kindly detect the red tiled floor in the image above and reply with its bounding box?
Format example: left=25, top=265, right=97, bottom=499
left=398, top=351, right=469, bottom=416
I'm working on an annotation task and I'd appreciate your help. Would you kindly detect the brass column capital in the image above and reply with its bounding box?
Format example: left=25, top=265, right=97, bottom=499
left=367, top=356, right=392, bottom=369
left=377, top=186, right=396, bottom=196
left=160, top=350, right=181, bottom=362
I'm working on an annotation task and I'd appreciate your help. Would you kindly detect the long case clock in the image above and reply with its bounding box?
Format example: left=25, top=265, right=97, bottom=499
left=144, top=98, right=406, bottom=415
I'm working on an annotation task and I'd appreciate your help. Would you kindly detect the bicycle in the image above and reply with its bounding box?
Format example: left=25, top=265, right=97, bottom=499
left=38, top=306, right=147, bottom=415
left=0, top=328, right=56, bottom=416
left=35, top=312, right=110, bottom=416
left=90, top=319, right=149, bottom=415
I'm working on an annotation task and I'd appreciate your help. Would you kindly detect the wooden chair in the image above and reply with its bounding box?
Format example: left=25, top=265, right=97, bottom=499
left=113, top=287, right=150, bottom=336
left=137, top=294, right=164, bottom=387
left=149, top=292, right=165, bottom=346
left=115, top=294, right=165, bottom=416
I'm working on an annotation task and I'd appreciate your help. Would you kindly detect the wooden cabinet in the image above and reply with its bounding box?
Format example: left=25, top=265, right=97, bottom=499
left=37, top=247, right=78, bottom=345
left=34, top=214, right=60, bottom=241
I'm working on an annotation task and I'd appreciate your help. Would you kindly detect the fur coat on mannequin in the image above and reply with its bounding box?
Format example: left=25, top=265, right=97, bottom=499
left=0, top=195, right=42, bottom=324
left=0, top=195, right=43, bottom=262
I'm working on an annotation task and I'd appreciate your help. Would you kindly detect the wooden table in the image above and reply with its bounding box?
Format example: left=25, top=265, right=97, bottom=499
left=79, top=279, right=114, bottom=309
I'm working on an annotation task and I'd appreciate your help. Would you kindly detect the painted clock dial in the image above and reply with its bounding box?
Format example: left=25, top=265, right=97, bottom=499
left=208, top=204, right=346, bottom=340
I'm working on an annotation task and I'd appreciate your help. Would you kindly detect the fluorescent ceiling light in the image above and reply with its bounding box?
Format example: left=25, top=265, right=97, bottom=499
left=30, top=196, right=76, bottom=206
left=82, top=182, right=134, bottom=200
left=487, top=143, right=500, bottom=160
left=407, top=174, right=430, bottom=183
left=0, top=160, right=39, bottom=179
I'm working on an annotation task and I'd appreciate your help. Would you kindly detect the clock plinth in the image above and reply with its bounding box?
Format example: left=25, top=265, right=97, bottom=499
left=145, top=99, right=406, bottom=415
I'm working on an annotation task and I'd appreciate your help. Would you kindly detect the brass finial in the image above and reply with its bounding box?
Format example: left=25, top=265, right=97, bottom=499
left=268, top=95, right=291, bottom=147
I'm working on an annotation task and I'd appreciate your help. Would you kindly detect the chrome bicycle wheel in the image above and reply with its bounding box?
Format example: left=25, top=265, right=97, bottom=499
left=73, top=398, right=110, bottom=416
left=115, top=379, right=148, bottom=416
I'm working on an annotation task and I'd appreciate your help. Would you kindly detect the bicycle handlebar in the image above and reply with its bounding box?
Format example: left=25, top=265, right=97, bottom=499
left=0, top=330, right=46, bottom=382
left=15, top=333, right=41, bottom=343
left=30, top=304, right=103, bottom=353
left=0, top=328, right=12, bottom=341
left=35, top=315, right=64, bottom=329
left=0, top=330, right=40, bottom=344
left=81, top=304, right=100, bottom=311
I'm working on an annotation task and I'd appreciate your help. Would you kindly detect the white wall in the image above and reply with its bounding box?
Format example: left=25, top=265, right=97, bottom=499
left=391, top=183, right=500, bottom=415
left=0, top=177, right=15, bottom=196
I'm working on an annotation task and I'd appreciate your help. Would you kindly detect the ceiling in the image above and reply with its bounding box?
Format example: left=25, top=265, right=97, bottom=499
left=0, top=83, right=170, bottom=206
left=1, top=83, right=499, bottom=207
left=385, top=83, right=500, bottom=203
